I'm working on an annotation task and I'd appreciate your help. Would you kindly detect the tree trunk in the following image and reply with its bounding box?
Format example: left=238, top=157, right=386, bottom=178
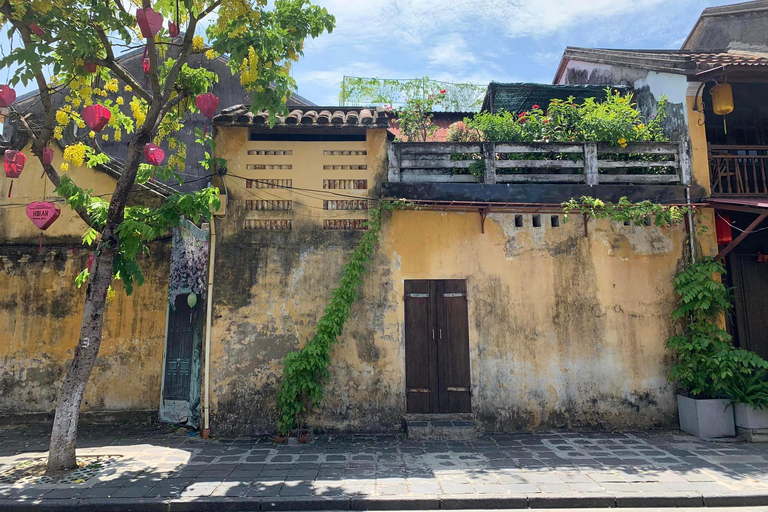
left=45, top=133, right=150, bottom=476
left=45, top=248, right=114, bottom=474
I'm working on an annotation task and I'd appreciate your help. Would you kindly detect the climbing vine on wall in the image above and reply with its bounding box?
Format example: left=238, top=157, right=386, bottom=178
left=562, top=196, right=689, bottom=227
left=276, top=200, right=406, bottom=433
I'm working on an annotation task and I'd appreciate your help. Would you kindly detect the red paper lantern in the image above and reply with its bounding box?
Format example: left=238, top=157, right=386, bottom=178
left=4, top=150, right=26, bottom=179
left=42, top=147, right=54, bottom=166
left=143, top=57, right=151, bottom=75
left=143, top=143, right=165, bottom=166
left=87, top=253, right=94, bottom=272
left=28, top=23, right=44, bottom=38
left=26, top=202, right=61, bottom=230
left=84, top=61, right=98, bottom=73
left=82, top=104, right=111, bottom=132
left=196, top=92, right=220, bottom=118
left=169, top=20, right=179, bottom=38
left=715, top=214, right=733, bottom=246
left=0, top=85, right=16, bottom=108
left=4, top=150, right=26, bottom=197
left=136, top=7, right=163, bottom=38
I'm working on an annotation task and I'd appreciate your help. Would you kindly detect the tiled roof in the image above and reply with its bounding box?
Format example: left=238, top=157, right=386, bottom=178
left=214, top=105, right=389, bottom=128
left=556, top=47, right=768, bottom=81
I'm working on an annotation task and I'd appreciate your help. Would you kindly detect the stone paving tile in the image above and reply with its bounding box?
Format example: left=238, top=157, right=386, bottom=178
left=3, top=424, right=768, bottom=505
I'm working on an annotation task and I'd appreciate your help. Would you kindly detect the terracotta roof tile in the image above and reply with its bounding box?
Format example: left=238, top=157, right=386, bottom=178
left=214, top=105, right=388, bottom=128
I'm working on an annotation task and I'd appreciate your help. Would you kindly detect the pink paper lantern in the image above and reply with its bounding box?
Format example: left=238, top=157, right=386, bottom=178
left=143, top=143, right=165, bottom=166
left=0, top=85, right=16, bottom=108
left=143, top=57, right=151, bottom=75
left=82, top=104, right=111, bottom=132
left=42, top=147, right=54, bottom=166
left=196, top=92, right=220, bottom=118
left=4, top=150, right=26, bottom=179
left=26, top=202, right=61, bottom=230
left=136, top=7, right=163, bottom=39
left=169, top=21, right=179, bottom=38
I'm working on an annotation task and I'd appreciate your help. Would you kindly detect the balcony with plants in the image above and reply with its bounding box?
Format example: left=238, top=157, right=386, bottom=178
left=384, top=90, right=693, bottom=205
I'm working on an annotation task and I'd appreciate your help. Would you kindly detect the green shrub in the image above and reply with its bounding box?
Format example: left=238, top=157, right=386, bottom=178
left=667, top=258, right=768, bottom=403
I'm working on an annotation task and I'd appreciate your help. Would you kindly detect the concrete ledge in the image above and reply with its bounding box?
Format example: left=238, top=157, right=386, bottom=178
left=440, top=495, right=527, bottom=509
left=528, top=494, right=615, bottom=508
left=350, top=496, right=440, bottom=510
left=4, top=493, right=768, bottom=510
left=262, top=497, right=350, bottom=510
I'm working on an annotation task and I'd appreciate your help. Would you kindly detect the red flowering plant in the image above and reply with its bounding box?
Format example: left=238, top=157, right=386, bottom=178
left=393, top=89, right=446, bottom=142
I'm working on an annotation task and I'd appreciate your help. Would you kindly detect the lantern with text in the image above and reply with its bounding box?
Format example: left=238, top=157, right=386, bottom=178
left=196, top=92, right=220, bottom=135
left=715, top=214, right=733, bottom=246
left=82, top=104, right=111, bottom=132
left=4, top=149, right=26, bottom=197
left=0, top=85, right=16, bottom=108
left=26, top=202, right=61, bottom=253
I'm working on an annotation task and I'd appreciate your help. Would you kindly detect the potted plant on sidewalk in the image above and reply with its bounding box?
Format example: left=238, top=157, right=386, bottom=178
left=727, top=367, right=768, bottom=441
left=667, top=258, right=768, bottom=439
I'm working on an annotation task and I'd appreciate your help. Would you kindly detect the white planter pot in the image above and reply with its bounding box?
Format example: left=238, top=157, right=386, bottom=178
left=734, top=403, right=768, bottom=429
left=677, top=394, right=735, bottom=439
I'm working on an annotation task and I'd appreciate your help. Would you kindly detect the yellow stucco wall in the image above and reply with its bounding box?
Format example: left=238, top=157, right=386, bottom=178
left=0, top=144, right=170, bottom=417
left=686, top=94, right=718, bottom=258
left=208, top=127, right=685, bottom=435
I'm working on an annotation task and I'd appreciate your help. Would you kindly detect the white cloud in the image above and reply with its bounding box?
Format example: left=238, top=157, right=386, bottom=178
left=426, top=33, right=477, bottom=70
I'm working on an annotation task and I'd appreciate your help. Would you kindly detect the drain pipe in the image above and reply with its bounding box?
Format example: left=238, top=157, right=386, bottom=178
left=202, top=195, right=218, bottom=439
left=686, top=186, right=696, bottom=263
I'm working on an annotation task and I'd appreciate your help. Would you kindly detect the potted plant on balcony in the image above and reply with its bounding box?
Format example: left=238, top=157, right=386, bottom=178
left=667, top=258, right=749, bottom=439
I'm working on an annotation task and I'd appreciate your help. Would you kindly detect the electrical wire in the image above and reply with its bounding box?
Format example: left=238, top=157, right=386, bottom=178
left=716, top=210, right=768, bottom=234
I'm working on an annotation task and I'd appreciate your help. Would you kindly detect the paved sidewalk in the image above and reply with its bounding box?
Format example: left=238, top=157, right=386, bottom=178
left=2, top=424, right=768, bottom=510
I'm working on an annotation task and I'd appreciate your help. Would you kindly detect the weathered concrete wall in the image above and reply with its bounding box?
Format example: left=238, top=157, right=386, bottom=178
left=208, top=127, right=687, bottom=435
left=0, top=144, right=171, bottom=418
left=209, top=208, right=686, bottom=435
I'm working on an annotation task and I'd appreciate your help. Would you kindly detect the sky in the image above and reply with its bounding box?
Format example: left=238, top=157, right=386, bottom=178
left=289, top=0, right=738, bottom=106
left=0, top=0, right=742, bottom=107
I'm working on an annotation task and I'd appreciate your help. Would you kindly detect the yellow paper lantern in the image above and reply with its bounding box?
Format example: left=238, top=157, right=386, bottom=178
left=712, top=84, right=734, bottom=116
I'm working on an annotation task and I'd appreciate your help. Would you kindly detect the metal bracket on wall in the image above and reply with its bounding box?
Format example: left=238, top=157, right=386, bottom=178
left=480, top=208, right=488, bottom=234
left=583, top=212, right=590, bottom=238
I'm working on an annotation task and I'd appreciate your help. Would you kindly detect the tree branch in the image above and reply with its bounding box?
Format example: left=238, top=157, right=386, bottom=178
left=94, top=27, right=152, bottom=102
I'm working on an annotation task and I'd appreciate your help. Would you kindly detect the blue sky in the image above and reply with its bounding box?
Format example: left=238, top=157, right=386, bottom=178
left=1, top=1, right=739, bottom=107
left=289, top=0, right=736, bottom=106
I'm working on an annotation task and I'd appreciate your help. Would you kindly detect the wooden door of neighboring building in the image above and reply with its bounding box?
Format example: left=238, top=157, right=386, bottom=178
left=731, top=253, right=768, bottom=360
left=404, top=279, right=471, bottom=414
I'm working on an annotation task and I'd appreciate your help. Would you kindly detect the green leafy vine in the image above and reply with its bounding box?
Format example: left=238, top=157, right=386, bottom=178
left=562, top=196, right=688, bottom=227
left=276, top=200, right=405, bottom=433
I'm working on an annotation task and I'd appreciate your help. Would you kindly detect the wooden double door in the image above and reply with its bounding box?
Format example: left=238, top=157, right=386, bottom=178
left=404, top=279, right=471, bottom=414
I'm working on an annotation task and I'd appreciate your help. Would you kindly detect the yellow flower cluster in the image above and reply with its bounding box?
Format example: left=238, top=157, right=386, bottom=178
left=618, top=138, right=628, bottom=148
left=239, top=47, right=260, bottom=86
left=205, top=49, right=216, bottom=60
left=116, top=97, right=124, bottom=106
left=104, top=79, right=119, bottom=93
left=130, top=97, right=146, bottom=126
left=60, top=162, right=69, bottom=172
left=63, top=143, right=87, bottom=167
left=114, top=129, right=122, bottom=142
left=192, top=35, right=205, bottom=53
left=55, top=109, right=70, bottom=126
left=53, top=126, right=64, bottom=141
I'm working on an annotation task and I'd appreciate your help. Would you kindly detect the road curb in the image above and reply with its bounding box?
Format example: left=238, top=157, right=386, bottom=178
left=2, top=492, right=768, bottom=510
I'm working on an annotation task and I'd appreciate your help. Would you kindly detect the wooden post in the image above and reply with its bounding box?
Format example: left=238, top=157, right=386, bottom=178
left=679, top=140, right=692, bottom=186
left=483, top=142, right=496, bottom=184
left=584, top=143, right=598, bottom=186
left=387, top=142, right=401, bottom=183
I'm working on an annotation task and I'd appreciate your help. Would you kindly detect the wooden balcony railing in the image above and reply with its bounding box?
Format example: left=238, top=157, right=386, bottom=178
left=709, top=144, right=768, bottom=196
left=387, top=142, right=691, bottom=186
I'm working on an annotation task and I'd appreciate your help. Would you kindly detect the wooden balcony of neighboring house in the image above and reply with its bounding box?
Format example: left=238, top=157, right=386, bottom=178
left=383, top=141, right=693, bottom=207
left=708, top=144, right=768, bottom=196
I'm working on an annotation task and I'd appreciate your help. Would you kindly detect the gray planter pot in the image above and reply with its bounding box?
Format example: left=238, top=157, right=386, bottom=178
left=734, top=403, right=768, bottom=429
left=677, top=394, right=735, bottom=439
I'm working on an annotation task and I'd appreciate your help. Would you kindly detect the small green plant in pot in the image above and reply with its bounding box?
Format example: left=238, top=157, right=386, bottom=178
left=668, top=258, right=768, bottom=438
